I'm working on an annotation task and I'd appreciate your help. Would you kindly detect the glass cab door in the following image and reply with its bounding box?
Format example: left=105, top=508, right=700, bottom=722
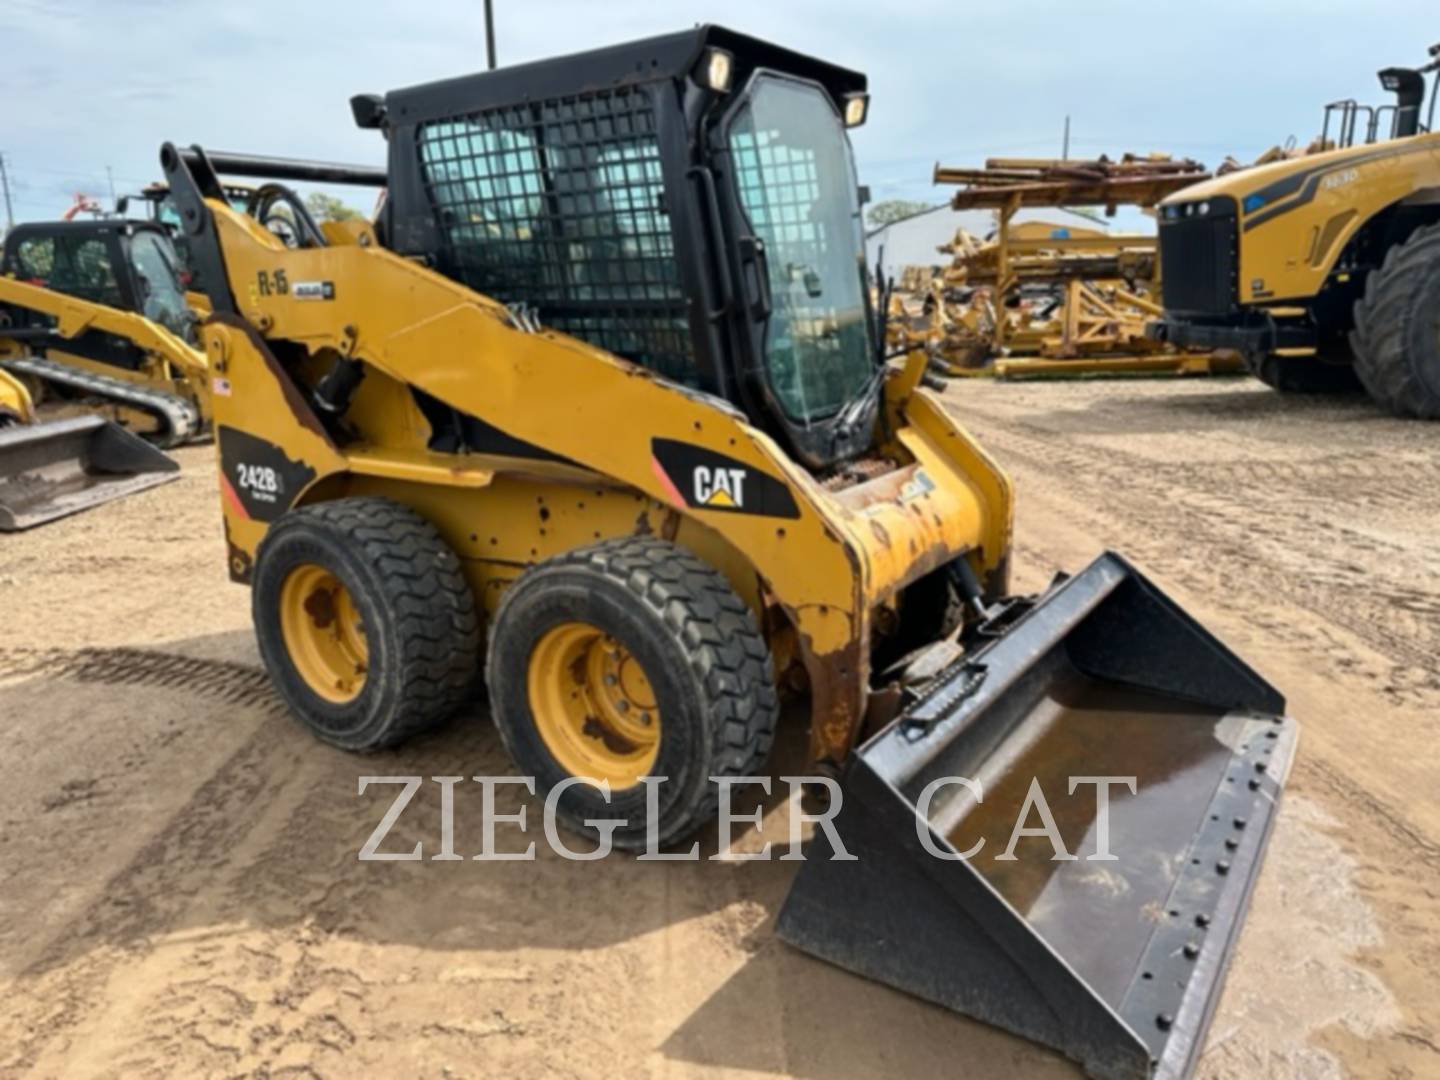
left=725, top=75, right=874, bottom=431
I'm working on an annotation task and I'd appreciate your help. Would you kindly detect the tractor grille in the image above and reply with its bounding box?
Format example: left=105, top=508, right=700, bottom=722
left=415, top=88, right=698, bottom=386
left=1158, top=197, right=1238, bottom=315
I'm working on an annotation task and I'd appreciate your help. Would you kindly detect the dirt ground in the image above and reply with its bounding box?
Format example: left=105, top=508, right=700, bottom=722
left=1, top=375, right=1437, bottom=1079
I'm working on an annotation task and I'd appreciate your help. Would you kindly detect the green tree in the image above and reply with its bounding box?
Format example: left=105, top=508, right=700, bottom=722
left=865, top=199, right=935, bottom=229
left=305, top=191, right=364, bottom=223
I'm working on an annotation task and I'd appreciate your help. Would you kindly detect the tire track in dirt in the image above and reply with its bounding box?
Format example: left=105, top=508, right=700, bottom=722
left=1015, top=459, right=1438, bottom=712
left=1150, top=454, right=1440, bottom=510
left=0, top=644, right=523, bottom=1076
left=1, top=713, right=285, bottom=1041
left=956, top=404, right=1440, bottom=879
left=0, top=649, right=292, bottom=1074
left=984, top=418, right=1440, bottom=698
left=1297, top=756, right=1440, bottom=872
left=0, top=646, right=283, bottom=714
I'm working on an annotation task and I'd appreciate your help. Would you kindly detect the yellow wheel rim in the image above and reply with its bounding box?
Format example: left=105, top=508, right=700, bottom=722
left=279, top=563, right=368, bottom=703
left=527, top=621, right=660, bottom=790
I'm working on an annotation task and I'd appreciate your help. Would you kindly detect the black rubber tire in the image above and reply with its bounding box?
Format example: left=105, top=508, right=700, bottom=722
left=1250, top=346, right=1362, bottom=394
left=487, top=537, right=778, bottom=851
left=1350, top=220, right=1440, bottom=418
left=253, top=497, right=480, bottom=751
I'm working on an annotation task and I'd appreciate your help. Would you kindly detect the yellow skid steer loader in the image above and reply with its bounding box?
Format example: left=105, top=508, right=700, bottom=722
left=163, top=27, right=1295, bottom=1079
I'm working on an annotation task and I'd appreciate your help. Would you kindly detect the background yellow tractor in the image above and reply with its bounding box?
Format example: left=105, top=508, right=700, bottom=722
left=164, top=26, right=1296, bottom=1079
left=1150, top=44, right=1440, bottom=415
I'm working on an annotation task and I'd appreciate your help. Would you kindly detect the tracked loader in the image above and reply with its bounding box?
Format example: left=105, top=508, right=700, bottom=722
left=1150, top=44, right=1440, bottom=414
left=164, top=27, right=1296, bottom=1079
left=0, top=219, right=210, bottom=446
left=0, top=221, right=195, bottom=529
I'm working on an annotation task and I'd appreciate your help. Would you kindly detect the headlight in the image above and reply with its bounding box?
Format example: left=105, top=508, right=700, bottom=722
left=1197, top=201, right=1210, bottom=216
left=697, top=48, right=734, bottom=93
left=844, top=93, right=870, bottom=128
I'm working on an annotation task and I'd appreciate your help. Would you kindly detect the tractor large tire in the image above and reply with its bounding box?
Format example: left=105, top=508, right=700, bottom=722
left=253, top=497, right=481, bottom=751
left=487, top=537, right=777, bottom=851
left=1350, top=220, right=1440, bottom=418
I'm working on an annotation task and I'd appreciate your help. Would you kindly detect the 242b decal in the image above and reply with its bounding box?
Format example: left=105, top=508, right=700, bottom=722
left=217, top=426, right=317, bottom=523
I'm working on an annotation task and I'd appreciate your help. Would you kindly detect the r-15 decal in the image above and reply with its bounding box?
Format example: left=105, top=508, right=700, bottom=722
left=256, top=269, right=289, bottom=297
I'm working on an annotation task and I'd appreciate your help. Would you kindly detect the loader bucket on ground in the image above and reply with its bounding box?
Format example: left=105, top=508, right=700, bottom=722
left=0, top=415, right=180, bottom=531
left=777, top=552, right=1297, bottom=1080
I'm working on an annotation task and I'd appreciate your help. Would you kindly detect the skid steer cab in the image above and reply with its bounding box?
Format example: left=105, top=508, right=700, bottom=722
left=164, top=24, right=1296, bottom=1079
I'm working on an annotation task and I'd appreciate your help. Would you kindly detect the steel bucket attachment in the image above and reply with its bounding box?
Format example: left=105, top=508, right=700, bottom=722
left=777, top=552, right=1297, bottom=1080
left=0, top=415, right=180, bottom=530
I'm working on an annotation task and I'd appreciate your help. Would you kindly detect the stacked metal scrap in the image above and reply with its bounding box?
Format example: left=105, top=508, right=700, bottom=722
left=886, top=154, right=1243, bottom=378
left=935, top=154, right=1211, bottom=212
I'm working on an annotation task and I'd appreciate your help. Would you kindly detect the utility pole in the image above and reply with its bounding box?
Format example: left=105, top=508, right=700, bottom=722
left=484, top=0, right=497, bottom=70
left=0, top=153, right=14, bottom=234
left=106, top=165, right=117, bottom=207
left=1062, top=115, right=1071, bottom=160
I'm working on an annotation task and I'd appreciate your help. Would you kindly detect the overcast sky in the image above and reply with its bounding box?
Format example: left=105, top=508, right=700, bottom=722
left=0, top=1, right=1434, bottom=222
